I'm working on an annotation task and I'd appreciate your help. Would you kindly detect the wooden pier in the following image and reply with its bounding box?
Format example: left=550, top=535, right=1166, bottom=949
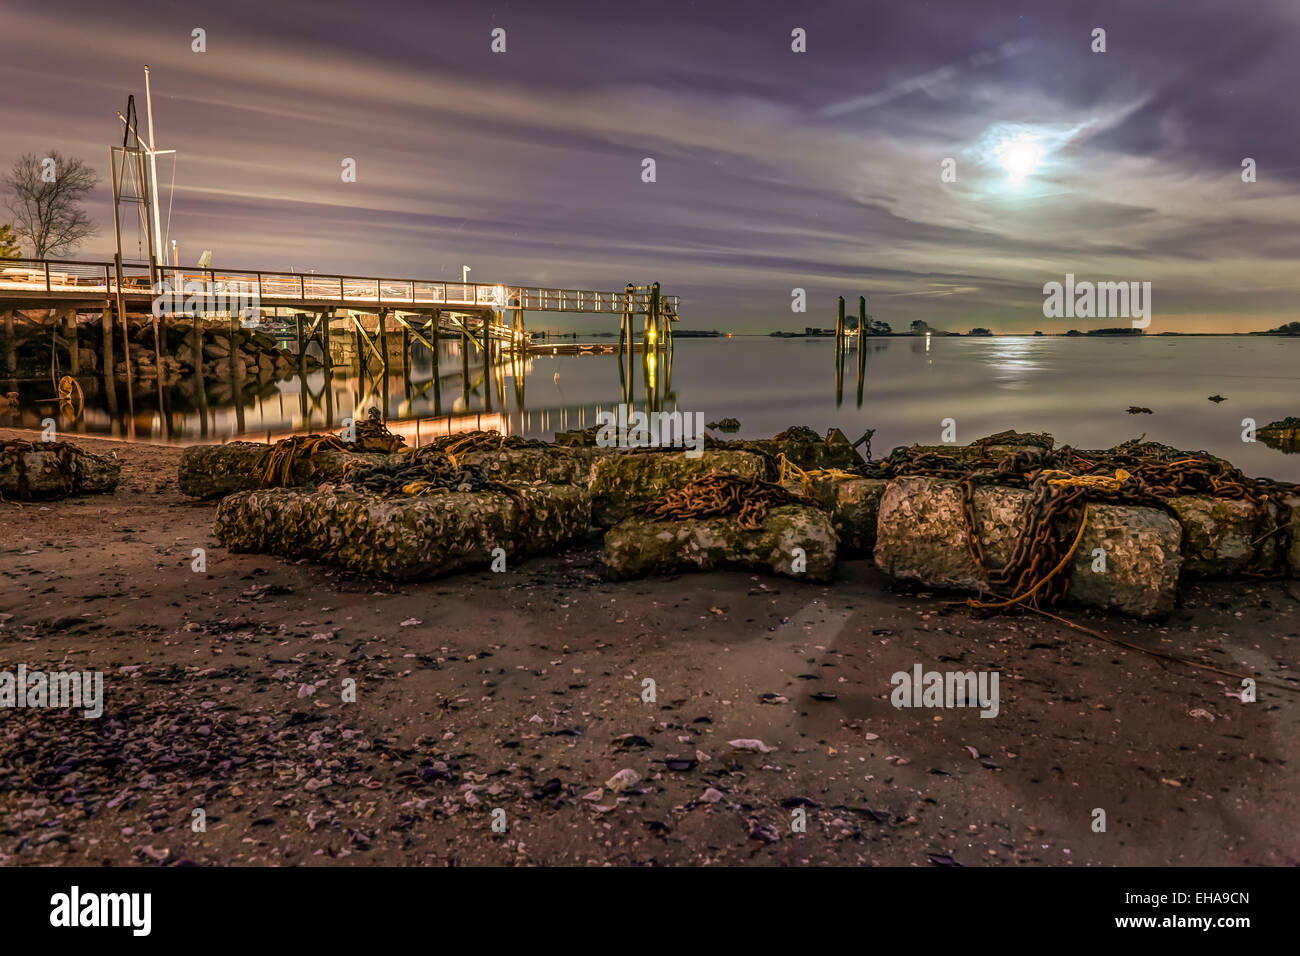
left=0, top=256, right=679, bottom=376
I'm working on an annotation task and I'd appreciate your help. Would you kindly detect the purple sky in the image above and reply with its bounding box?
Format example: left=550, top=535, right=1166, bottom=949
left=3, top=0, right=1298, bottom=332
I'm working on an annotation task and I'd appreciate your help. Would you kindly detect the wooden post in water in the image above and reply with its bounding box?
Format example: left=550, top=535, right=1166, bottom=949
left=3, top=309, right=14, bottom=374
left=377, top=308, right=389, bottom=371
left=461, top=320, right=471, bottom=403
left=857, top=295, right=867, bottom=383
left=64, top=308, right=80, bottom=375
left=100, top=303, right=118, bottom=425
left=320, top=310, right=332, bottom=370
left=835, top=296, right=845, bottom=347
left=295, top=313, right=305, bottom=367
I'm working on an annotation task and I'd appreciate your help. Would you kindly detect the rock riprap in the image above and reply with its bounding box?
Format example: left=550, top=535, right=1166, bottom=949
left=587, top=450, right=768, bottom=526
left=0, top=439, right=121, bottom=500
left=603, top=504, right=837, bottom=581
left=872, top=476, right=1183, bottom=619
left=214, top=482, right=591, bottom=579
left=178, top=441, right=390, bottom=500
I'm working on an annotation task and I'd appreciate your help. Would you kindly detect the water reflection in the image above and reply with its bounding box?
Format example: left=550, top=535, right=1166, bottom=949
left=4, top=332, right=1299, bottom=483
left=0, top=334, right=677, bottom=446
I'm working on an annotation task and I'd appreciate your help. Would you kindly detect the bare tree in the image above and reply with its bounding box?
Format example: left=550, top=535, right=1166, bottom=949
left=3, top=151, right=99, bottom=258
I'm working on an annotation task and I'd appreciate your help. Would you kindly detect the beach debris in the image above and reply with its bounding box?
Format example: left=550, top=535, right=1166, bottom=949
left=728, top=739, right=777, bottom=753
left=214, top=481, right=590, bottom=580
left=1208, top=395, right=1227, bottom=403
left=0, top=439, right=120, bottom=500
left=748, top=819, right=781, bottom=843
left=706, top=417, right=741, bottom=432
left=1126, top=406, right=1153, bottom=414
left=605, top=768, right=641, bottom=792
left=603, top=501, right=836, bottom=581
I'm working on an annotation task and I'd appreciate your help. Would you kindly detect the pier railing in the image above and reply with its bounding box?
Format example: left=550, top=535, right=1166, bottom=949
left=0, top=257, right=679, bottom=316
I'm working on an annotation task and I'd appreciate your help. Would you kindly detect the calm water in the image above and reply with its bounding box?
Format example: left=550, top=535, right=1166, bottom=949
left=13, top=335, right=1300, bottom=481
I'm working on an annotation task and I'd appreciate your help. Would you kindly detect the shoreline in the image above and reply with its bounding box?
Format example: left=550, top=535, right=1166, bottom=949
left=2, top=428, right=1297, bottom=866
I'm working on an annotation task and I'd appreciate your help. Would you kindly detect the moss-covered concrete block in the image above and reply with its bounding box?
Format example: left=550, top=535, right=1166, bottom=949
left=587, top=450, right=767, bottom=526
left=602, top=504, right=837, bottom=581
left=214, top=482, right=590, bottom=580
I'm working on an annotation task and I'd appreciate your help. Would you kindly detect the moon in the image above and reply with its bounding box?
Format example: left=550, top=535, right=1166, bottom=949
left=995, top=133, right=1043, bottom=184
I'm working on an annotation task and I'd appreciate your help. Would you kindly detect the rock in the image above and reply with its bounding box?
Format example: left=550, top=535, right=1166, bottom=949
left=587, top=450, right=767, bottom=526
left=1068, top=503, right=1183, bottom=618
left=1166, top=496, right=1278, bottom=576
left=872, top=476, right=1182, bottom=619
left=790, top=474, right=888, bottom=555
left=177, top=442, right=389, bottom=500
left=604, top=768, right=641, bottom=792
left=1286, top=496, right=1300, bottom=578
left=0, top=441, right=121, bottom=500
left=455, top=446, right=597, bottom=486
left=602, top=504, right=837, bottom=581
left=728, top=739, right=776, bottom=753
left=214, top=482, right=590, bottom=580
left=723, top=438, right=863, bottom=472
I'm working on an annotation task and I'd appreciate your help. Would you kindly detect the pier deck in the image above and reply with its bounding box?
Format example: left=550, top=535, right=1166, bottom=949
left=0, top=258, right=679, bottom=320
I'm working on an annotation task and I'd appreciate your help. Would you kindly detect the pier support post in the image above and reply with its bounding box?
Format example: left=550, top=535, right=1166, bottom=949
left=857, top=295, right=867, bottom=382
left=295, top=313, right=305, bottom=367
left=63, top=308, right=80, bottom=375
left=377, top=308, right=390, bottom=371
left=3, top=309, right=14, bottom=375
left=100, top=302, right=118, bottom=425
left=322, top=309, right=333, bottom=370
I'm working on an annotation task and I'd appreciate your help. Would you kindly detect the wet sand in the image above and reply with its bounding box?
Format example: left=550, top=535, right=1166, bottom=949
left=1, top=428, right=1298, bottom=866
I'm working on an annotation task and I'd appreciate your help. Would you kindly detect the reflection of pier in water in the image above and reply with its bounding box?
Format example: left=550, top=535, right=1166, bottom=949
left=0, top=256, right=682, bottom=443
left=265, top=332, right=677, bottom=444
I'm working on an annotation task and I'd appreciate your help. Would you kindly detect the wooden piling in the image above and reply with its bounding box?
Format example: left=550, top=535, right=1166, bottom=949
left=3, top=309, right=14, bottom=374
left=64, top=308, right=80, bottom=375
left=857, top=295, right=867, bottom=382
left=322, top=309, right=333, bottom=369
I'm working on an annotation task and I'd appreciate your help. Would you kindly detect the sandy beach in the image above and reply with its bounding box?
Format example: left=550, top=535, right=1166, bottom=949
left=2, top=428, right=1297, bottom=867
